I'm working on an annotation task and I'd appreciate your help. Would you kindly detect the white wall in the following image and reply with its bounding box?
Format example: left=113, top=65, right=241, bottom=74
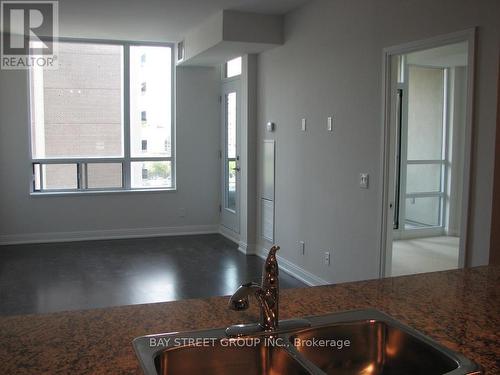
left=0, top=63, right=220, bottom=243
left=256, top=0, right=499, bottom=283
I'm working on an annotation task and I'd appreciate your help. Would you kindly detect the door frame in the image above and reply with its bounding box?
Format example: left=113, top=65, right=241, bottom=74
left=220, top=78, right=241, bottom=234
left=490, top=56, right=500, bottom=264
left=379, top=28, right=476, bottom=277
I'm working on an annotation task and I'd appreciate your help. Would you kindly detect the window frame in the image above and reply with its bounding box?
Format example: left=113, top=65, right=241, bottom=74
left=28, top=38, right=176, bottom=195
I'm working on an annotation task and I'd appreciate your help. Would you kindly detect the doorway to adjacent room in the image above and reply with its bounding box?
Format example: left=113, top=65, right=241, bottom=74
left=380, top=31, right=475, bottom=277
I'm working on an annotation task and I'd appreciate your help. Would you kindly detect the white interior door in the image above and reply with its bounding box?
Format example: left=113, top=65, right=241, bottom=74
left=220, top=80, right=240, bottom=233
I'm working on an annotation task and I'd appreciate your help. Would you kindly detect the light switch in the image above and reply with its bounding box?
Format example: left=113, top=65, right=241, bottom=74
left=360, top=173, right=369, bottom=189
left=324, top=251, right=331, bottom=266
left=301, top=118, right=307, bottom=131
left=327, top=116, right=333, bottom=131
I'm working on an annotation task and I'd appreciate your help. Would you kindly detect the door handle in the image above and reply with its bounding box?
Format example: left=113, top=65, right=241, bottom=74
left=232, top=167, right=240, bottom=172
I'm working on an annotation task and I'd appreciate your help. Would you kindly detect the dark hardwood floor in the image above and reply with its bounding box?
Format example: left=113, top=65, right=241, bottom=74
left=0, top=234, right=305, bottom=316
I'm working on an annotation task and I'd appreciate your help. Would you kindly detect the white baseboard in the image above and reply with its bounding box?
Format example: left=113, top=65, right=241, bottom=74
left=446, top=229, right=460, bottom=237
left=0, top=225, right=219, bottom=245
left=237, top=241, right=256, bottom=255
left=256, top=247, right=329, bottom=286
left=218, top=225, right=240, bottom=244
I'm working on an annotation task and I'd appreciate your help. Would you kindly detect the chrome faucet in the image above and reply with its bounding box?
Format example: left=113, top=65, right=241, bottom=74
left=228, top=245, right=280, bottom=332
left=226, top=246, right=309, bottom=337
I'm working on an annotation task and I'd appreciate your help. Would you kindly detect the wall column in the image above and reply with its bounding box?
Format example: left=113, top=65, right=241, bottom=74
left=238, top=54, right=258, bottom=254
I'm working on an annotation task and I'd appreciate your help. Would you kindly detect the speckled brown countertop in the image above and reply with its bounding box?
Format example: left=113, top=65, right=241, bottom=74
left=0, top=265, right=498, bottom=374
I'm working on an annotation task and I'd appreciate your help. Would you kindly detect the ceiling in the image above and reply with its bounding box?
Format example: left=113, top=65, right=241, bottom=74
left=58, top=0, right=310, bottom=41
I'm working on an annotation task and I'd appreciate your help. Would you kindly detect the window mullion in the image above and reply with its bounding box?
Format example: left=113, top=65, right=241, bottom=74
left=76, top=162, right=83, bottom=190
left=37, top=163, right=43, bottom=192
left=123, top=44, right=132, bottom=189
left=83, top=163, right=88, bottom=189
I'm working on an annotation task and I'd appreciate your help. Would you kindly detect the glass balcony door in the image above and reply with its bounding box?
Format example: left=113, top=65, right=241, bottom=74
left=220, top=79, right=240, bottom=233
left=400, top=65, right=447, bottom=231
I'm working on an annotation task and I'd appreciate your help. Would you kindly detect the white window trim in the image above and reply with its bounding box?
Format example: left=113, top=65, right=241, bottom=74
left=28, top=38, right=176, bottom=195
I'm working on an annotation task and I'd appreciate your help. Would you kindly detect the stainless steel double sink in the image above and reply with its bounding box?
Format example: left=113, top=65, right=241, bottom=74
left=133, top=309, right=481, bottom=375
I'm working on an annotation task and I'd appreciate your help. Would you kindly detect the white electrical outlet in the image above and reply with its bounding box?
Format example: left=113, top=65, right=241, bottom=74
left=178, top=208, right=186, bottom=218
left=299, top=241, right=305, bottom=256
left=324, top=251, right=331, bottom=266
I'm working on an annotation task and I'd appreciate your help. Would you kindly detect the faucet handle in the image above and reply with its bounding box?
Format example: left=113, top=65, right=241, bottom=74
left=230, top=298, right=249, bottom=311
left=228, top=282, right=260, bottom=311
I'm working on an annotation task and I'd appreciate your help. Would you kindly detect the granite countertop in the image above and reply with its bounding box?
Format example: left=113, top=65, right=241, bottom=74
left=0, top=265, right=498, bottom=374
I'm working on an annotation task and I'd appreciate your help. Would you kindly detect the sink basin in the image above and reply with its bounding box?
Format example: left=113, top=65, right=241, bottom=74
left=290, top=321, right=459, bottom=375
left=155, top=339, right=309, bottom=375
left=133, top=309, right=481, bottom=375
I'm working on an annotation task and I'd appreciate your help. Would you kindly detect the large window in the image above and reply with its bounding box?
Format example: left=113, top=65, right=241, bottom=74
left=29, top=40, right=174, bottom=193
left=404, top=65, right=446, bottom=229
